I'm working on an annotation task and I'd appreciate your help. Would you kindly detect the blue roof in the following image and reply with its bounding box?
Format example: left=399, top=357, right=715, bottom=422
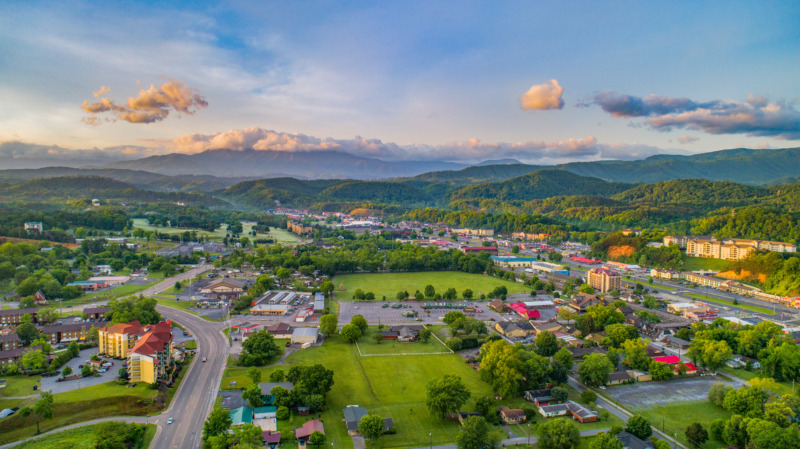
left=491, top=256, right=538, bottom=262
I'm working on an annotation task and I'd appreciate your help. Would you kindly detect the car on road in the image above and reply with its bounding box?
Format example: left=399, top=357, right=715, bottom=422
left=202, top=357, right=207, bottom=362
left=167, top=417, right=173, bottom=424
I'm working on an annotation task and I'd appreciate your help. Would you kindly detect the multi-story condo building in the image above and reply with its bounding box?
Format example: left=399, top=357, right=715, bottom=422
left=686, top=237, right=795, bottom=261
left=587, top=268, right=621, bottom=293
left=99, top=321, right=146, bottom=358
left=127, top=321, right=173, bottom=384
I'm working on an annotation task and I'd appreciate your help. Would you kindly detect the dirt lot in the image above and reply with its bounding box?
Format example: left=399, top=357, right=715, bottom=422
left=603, top=375, right=737, bottom=409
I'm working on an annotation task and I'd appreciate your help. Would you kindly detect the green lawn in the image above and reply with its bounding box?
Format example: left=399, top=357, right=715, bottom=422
left=222, top=333, right=496, bottom=449
left=152, top=296, right=200, bottom=314
left=131, top=218, right=300, bottom=244
left=634, top=401, right=731, bottom=449
left=0, top=382, right=162, bottom=444
left=62, top=277, right=163, bottom=306
left=12, top=422, right=156, bottom=449
left=0, top=376, right=40, bottom=397
left=333, top=272, right=527, bottom=302
left=685, top=293, right=775, bottom=315
left=357, top=327, right=450, bottom=355
left=683, top=256, right=732, bottom=272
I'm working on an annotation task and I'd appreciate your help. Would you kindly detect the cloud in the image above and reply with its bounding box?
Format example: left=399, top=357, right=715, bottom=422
left=520, top=79, right=564, bottom=110
left=93, top=86, right=110, bottom=97
left=678, top=136, right=699, bottom=144
left=82, top=78, right=208, bottom=124
left=585, top=91, right=800, bottom=139
left=0, top=141, right=159, bottom=165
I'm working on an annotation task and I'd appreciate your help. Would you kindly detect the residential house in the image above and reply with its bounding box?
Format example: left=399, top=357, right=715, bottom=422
left=524, top=389, right=555, bottom=406
left=457, top=412, right=482, bottom=425
left=488, top=300, right=512, bottom=313
left=83, top=306, right=110, bottom=320
left=569, top=347, right=606, bottom=360
left=538, top=400, right=599, bottom=423
left=495, top=321, right=535, bottom=338
left=587, top=268, right=621, bottom=293
left=498, top=406, right=527, bottom=424
left=608, top=371, right=633, bottom=385
left=727, top=355, right=761, bottom=370
left=532, top=321, right=565, bottom=335
left=661, top=335, right=690, bottom=350
left=265, top=322, right=295, bottom=339
left=0, top=333, right=20, bottom=351
left=33, top=291, right=47, bottom=305
left=380, top=325, right=423, bottom=342
left=343, top=406, right=393, bottom=436
left=253, top=406, right=278, bottom=432
left=41, top=321, right=107, bottom=344
left=617, top=431, right=655, bottom=449
left=127, top=321, right=174, bottom=384
left=262, top=431, right=281, bottom=449
left=569, top=293, right=603, bottom=313
left=230, top=406, right=254, bottom=426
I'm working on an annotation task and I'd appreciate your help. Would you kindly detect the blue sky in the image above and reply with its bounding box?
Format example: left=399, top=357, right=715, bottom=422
left=1, top=1, right=798, bottom=163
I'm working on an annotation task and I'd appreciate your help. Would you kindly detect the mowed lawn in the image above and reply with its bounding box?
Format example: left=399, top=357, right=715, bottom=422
left=683, top=256, right=732, bottom=272
left=356, top=327, right=450, bottom=355
left=635, top=401, right=731, bottom=449
left=13, top=422, right=156, bottom=449
left=131, top=218, right=300, bottom=244
left=333, top=272, right=527, bottom=302
left=0, top=382, right=161, bottom=445
left=226, top=334, right=495, bottom=449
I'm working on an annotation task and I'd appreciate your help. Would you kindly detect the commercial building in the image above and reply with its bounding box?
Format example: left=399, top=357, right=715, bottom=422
left=587, top=268, right=621, bottom=293
left=250, top=304, right=290, bottom=316
left=491, top=256, right=538, bottom=268
left=201, top=277, right=247, bottom=298
left=291, top=327, right=319, bottom=345
left=528, top=261, right=569, bottom=275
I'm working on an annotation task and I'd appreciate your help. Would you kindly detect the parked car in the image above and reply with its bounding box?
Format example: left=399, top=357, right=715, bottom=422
left=286, top=341, right=291, bottom=347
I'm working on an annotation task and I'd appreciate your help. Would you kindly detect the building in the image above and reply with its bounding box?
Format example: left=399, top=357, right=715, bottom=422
left=342, top=406, right=393, bottom=436
left=509, top=302, right=541, bottom=319
left=0, top=333, right=20, bottom=351
left=66, top=280, right=107, bottom=291
left=295, top=419, right=324, bottom=446
left=512, top=232, right=550, bottom=240
left=686, top=237, right=796, bottom=261
left=24, top=222, right=43, bottom=233
left=524, top=389, right=555, bottom=406
left=230, top=406, right=254, bottom=426
left=608, top=371, right=633, bottom=385
left=0, top=308, right=39, bottom=325
left=568, top=293, right=603, bottom=313
left=99, top=321, right=145, bottom=358
left=201, top=277, right=247, bottom=298
left=313, top=292, right=326, bottom=312
left=495, top=321, right=535, bottom=338
left=83, top=306, right=110, bottom=320
left=488, top=300, right=512, bottom=313
left=41, top=321, right=107, bottom=344
left=380, top=325, right=423, bottom=342
left=617, top=431, right=655, bottom=449
left=652, top=355, right=698, bottom=375
left=265, top=322, right=294, bottom=339
left=491, top=256, right=539, bottom=268
left=287, top=221, right=314, bottom=235
left=291, top=327, right=319, bottom=345
left=250, top=304, right=290, bottom=316
left=523, top=300, right=555, bottom=309
left=87, top=276, right=130, bottom=286
left=127, top=321, right=173, bottom=384
left=0, top=345, right=42, bottom=367
left=498, top=406, right=527, bottom=424
left=262, top=431, right=281, bottom=449
left=461, top=246, right=499, bottom=255
left=538, top=400, right=598, bottom=423
left=587, top=268, right=621, bottom=293
left=683, top=272, right=724, bottom=288
left=452, top=228, right=494, bottom=237
left=528, top=261, right=570, bottom=275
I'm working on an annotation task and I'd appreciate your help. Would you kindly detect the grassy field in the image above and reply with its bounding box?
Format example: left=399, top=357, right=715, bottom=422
left=131, top=218, right=300, bottom=244
left=0, top=376, right=40, bottom=397
left=635, top=401, right=731, bottom=449
left=686, top=293, right=775, bottom=315
left=61, top=275, right=165, bottom=306
left=683, top=256, right=732, bottom=272
left=356, top=327, right=450, bottom=355
left=12, top=422, right=156, bottom=449
left=0, top=382, right=161, bottom=444
left=333, top=271, right=527, bottom=302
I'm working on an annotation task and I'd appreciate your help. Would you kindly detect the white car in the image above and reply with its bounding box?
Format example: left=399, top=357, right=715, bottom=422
left=167, top=417, right=174, bottom=424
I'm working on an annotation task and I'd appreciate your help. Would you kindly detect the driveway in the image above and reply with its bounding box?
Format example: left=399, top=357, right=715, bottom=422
left=603, top=375, right=737, bottom=409
left=41, top=348, right=120, bottom=394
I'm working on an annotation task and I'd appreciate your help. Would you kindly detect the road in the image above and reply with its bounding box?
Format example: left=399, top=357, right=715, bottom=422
left=2, top=265, right=229, bottom=449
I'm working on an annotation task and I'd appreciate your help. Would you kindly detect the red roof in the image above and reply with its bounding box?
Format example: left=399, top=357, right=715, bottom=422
left=295, top=419, right=324, bottom=438
left=128, top=321, right=173, bottom=357
left=571, top=256, right=601, bottom=264
left=463, top=246, right=497, bottom=251
left=652, top=355, right=681, bottom=364
left=509, top=302, right=541, bottom=318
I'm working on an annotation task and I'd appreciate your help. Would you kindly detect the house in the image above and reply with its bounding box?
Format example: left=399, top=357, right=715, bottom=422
left=617, top=431, right=655, bottom=449
left=538, top=400, right=599, bottom=423
left=495, top=320, right=535, bottom=338
left=587, top=268, right=621, bottom=293
left=83, top=306, right=110, bottom=320
left=569, top=346, right=606, bottom=360
left=569, top=293, right=603, bottom=313
left=380, top=325, right=423, bottom=342
left=266, top=322, right=295, bottom=339
left=524, top=389, right=555, bottom=406
left=291, top=327, right=319, bottom=345
left=651, top=355, right=698, bottom=375
left=608, top=371, right=633, bottom=385
left=262, top=430, right=281, bottom=449
left=457, top=412, right=482, bottom=425
left=498, top=406, right=527, bottom=424
left=201, top=277, right=247, bottom=298
left=661, top=335, right=690, bottom=350
left=33, top=291, right=47, bottom=305
left=531, top=321, right=565, bottom=335
left=230, top=406, right=254, bottom=426
left=488, top=300, right=512, bottom=313
left=727, top=355, right=761, bottom=369
left=343, top=406, right=393, bottom=436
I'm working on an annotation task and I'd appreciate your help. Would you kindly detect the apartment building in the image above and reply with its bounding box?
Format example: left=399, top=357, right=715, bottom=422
left=587, top=268, right=621, bottom=293
left=452, top=227, right=495, bottom=237
left=685, top=237, right=795, bottom=261
left=127, top=321, right=173, bottom=384
left=98, top=321, right=145, bottom=358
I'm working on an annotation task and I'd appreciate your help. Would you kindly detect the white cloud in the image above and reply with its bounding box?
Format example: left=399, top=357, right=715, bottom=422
left=82, top=78, right=208, bottom=124
left=520, top=79, right=565, bottom=110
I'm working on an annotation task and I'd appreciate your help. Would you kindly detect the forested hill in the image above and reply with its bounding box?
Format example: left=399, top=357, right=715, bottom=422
left=450, top=170, right=632, bottom=202
left=0, top=176, right=227, bottom=206
left=611, top=179, right=765, bottom=208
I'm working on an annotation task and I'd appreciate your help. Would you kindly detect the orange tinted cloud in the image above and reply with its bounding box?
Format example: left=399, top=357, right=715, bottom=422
left=520, top=79, right=564, bottom=110
left=82, top=78, right=207, bottom=124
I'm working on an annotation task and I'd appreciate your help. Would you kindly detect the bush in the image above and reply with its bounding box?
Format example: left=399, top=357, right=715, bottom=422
left=580, top=390, right=597, bottom=404
left=276, top=406, right=290, bottom=420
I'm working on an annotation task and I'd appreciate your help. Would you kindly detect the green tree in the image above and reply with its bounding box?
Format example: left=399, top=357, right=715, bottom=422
left=535, top=331, right=558, bottom=357
left=621, top=338, right=651, bottom=370
left=307, top=431, right=326, bottom=446
left=269, top=369, right=285, bottom=382
left=648, top=361, right=674, bottom=381
left=578, top=353, right=614, bottom=387
left=418, top=328, right=432, bottom=343
left=373, top=333, right=384, bottom=344
left=61, top=365, right=73, bottom=377
left=358, top=414, right=386, bottom=448
left=203, top=407, right=232, bottom=441
left=36, top=307, right=59, bottom=325
left=232, top=423, right=263, bottom=447
left=33, top=391, right=54, bottom=434
left=580, top=390, right=597, bottom=404
left=241, top=383, right=263, bottom=408
left=624, top=415, right=652, bottom=440
left=462, top=288, right=474, bottom=299
left=589, top=431, right=624, bottom=449
left=351, top=315, right=368, bottom=333
left=552, top=387, right=569, bottom=403
left=247, top=367, right=262, bottom=385
left=425, top=374, right=471, bottom=420
left=685, top=422, right=708, bottom=448
left=456, top=416, right=495, bottom=449
left=270, top=386, right=292, bottom=408
left=443, top=311, right=465, bottom=324
left=239, top=330, right=280, bottom=366
left=341, top=324, right=362, bottom=343
left=16, top=322, right=40, bottom=346
left=424, top=284, right=436, bottom=299
left=537, top=418, right=580, bottom=449
left=319, top=314, right=338, bottom=336
left=21, top=349, right=46, bottom=369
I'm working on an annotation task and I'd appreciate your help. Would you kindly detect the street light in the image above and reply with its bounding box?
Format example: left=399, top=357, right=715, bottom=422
left=527, top=423, right=531, bottom=444
left=429, top=432, right=432, bottom=449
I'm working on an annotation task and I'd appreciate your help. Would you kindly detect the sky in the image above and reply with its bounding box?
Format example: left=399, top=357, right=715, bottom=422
left=1, top=1, right=799, bottom=164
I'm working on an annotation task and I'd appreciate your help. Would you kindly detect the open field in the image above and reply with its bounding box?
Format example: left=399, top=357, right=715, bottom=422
left=0, top=381, right=161, bottom=444
left=683, top=256, right=732, bottom=272
left=686, top=292, right=775, bottom=315
left=131, top=218, right=300, bottom=244
left=635, top=401, right=731, bottom=449
left=0, top=375, right=40, bottom=397
left=12, top=422, right=156, bottom=449
left=356, top=327, right=450, bottom=355
left=333, top=271, right=527, bottom=302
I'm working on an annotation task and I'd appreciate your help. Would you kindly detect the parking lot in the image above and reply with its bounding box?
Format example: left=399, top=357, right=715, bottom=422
left=603, top=375, right=737, bottom=409
left=41, top=348, right=118, bottom=394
